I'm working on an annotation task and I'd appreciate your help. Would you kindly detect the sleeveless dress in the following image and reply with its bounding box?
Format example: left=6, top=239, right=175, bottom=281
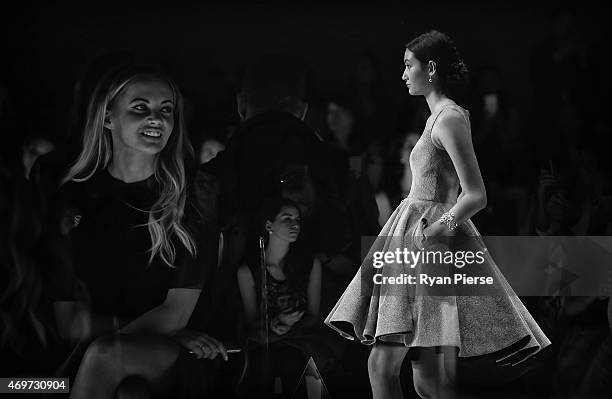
left=324, top=102, right=551, bottom=364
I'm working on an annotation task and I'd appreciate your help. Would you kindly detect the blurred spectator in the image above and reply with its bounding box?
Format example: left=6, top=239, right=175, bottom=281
left=470, top=65, right=528, bottom=234
left=0, top=158, right=60, bottom=376
left=198, top=136, right=226, bottom=164
left=344, top=51, right=397, bottom=143
left=199, top=53, right=334, bottom=271
left=323, top=93, right=379, bottom=237
left=363, top=142, right=392, bottom=227
left=325, top=93, right=366, bottom=160
left=399, top=131, right=421, bottom=200
left=528, top=7, right=591, bottom=177
left=22, top=131, right=55, bottom=179
left=529, top=144, right=612, bottom=236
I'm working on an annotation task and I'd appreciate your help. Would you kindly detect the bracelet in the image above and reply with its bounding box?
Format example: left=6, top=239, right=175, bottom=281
left=439, top=211, right=458, bottom=231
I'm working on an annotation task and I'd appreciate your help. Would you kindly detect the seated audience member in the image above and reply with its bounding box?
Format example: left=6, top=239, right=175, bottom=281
left=197, top=53, right=334, bottom=305
left=237, top=197, right=334, bottom=397
left=50, top=64, right=223, bottom=399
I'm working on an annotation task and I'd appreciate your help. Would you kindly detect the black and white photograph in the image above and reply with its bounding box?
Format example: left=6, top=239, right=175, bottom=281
left=1, top=2, right=610, bottom=398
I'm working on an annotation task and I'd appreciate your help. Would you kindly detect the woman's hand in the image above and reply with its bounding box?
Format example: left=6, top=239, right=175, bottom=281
left=277, top=309, right=304, bottom=327
left=269, top=310, right=305, bottom=335
left=270, top=317, right=291, bottom=335
left=173, top=329, right=227, bottom=361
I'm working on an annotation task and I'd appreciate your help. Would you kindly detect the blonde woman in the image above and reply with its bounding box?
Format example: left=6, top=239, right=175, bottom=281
left=52, top=64, right=224, bottom=398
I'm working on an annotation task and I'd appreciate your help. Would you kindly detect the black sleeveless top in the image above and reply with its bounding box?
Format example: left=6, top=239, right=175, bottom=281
left=50, top=169, right=209, bottom=318
left=249, top=249, right=313, bottom=318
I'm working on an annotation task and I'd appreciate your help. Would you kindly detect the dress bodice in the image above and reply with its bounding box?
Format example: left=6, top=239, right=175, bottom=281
left=408, top=102, right=471, bottom=204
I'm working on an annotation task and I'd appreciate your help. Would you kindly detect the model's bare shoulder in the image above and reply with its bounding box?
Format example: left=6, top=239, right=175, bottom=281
left=431, top=108, right=470, bottom=149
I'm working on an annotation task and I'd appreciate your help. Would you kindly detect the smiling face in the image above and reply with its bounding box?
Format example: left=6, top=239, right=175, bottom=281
left=105, top=77, right=175, bottom=158
left=402, top=49, right=430, bottom=96
left=266, top=205, right=301, bottom=243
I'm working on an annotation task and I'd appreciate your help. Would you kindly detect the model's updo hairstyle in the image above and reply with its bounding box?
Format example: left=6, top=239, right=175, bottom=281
left=406, top=30, right=469, bottom=100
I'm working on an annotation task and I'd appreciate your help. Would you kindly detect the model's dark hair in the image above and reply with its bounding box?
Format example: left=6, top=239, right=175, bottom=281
left=406, top=30, right=469, bottom=99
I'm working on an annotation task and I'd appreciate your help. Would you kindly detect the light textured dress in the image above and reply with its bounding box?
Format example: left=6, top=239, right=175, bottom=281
left=324, top=101, right=551, bottom=364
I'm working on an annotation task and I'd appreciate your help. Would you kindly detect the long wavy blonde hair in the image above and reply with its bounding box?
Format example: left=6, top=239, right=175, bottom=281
left=63, top=64, right=195, bottom=267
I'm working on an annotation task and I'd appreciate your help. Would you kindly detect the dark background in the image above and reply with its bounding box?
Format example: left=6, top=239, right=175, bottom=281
left=3, top=2, right=606, bottom=143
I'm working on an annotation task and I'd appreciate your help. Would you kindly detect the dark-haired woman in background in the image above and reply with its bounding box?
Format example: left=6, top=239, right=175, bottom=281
left=237, top=197, right=331, bottom=397
left=325, top=31, right=551, bottom=398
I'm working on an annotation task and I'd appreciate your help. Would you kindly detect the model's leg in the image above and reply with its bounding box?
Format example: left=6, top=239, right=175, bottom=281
left=411, top=347, right=458, bottom=399
left=70, top=334, right=180, bottom=399
left=368, top=342, right=410, bottom=399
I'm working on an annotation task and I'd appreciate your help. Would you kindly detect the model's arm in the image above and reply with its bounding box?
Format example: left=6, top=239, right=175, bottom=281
left=427, top=110, right=487, bottom=236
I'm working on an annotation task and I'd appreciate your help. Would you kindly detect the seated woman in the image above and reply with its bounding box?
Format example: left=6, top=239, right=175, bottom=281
left=237, top=197, right=332, bottom=397
left=50, top=64, right=226, bottom=399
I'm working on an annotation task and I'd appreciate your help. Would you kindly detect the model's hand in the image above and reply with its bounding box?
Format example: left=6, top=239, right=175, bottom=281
left=174, top=329, right=227, bottom=361
left=423, top=220, right=455, bottom=239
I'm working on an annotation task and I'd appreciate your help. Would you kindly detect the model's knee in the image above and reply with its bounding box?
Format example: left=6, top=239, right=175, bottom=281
left=413, top=376, right=435, bottom=399
left=115, top=376, right=150, bottom=399
left=368, top=348, right=403, bottom=381
left=413, top=374, right=454, bottom=399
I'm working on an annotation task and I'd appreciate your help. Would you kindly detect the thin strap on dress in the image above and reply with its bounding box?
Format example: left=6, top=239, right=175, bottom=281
left=429, top=104, right=471, bottom=150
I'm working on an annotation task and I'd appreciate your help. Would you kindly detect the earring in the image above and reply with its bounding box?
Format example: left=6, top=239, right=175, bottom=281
left=428, top=76, right=433, bottom=83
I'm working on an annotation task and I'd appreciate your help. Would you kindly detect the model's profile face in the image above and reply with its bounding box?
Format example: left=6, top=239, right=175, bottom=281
left=105, top=77, right=175, bottom=157
left=267, top=205, right=301, bottom=243
left=402, top=49, right=428, bottom=96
